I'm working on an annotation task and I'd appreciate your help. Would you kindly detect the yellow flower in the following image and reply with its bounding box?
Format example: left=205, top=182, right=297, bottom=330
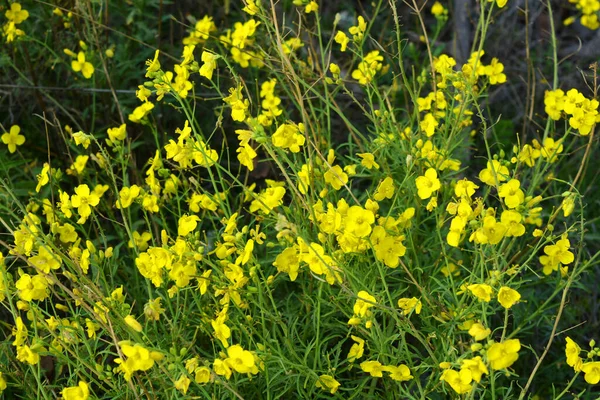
left=71, top=52, right=94, bottom=79
left=358, top=152, right=380, bottom=170
left=107, top=124, right=127, bottom=142
left=305, top=1, right=318, bottom=13
left=194, top=366, right=211, bottom=383
left=397, top=297, right=422, bottom=315
left=582, top=362, right=600, bottom=384
left=124, top=315, right=143, bottom=332
left=6, top=3, right=29, bottom=24
left=61, top=381, right=89, bottom=400
left=34, top=163, right=51, bottom=194
left=431, top=1, right=446, bottom=16
left=345, top=206, right=375, bottom=238
left=487, top=339, right=521, bottom=370
left=347, top=335, right=365, bottom=362
left=2, top=125, right=25, bottom=153
left=199, top=51, right=219, bottom=80
left=174, top=375, right=191, bottom=394
left=128, top=102, right=154, bottom=123
left=440, top=369, right=472, bottom=394
left=496, top=0, right=508, bottom=7
left=178, top=215, right=200, bottom=237
left=467, top=283, right=493, bottom=302
left=497, top=286, right=521, bottom=309
left=15, top=273, right=49, bottom=302
left=315, top=374, right=340, bottom=394
left=0, top=371, right=6, bottom=392
left=16, top=345, right=40, bottom=365
left=323, top=165, right=348, bottom=190
left=225, top=344, right=258, bottom=374
left=461, top=357, right=488, bottom=382
left=373, top=177, right=395, bottom=201
left=478, top=160, right=509, bottom=186
left=114, top=342, right=163, bottom=381
left=382, top=364, right=413, bottom=381
left=498, top=179, right=525, bottom=209
left=116, top=185, right=140, bottom=209
left=540, top=238, right=574, bottom=275
left=360, top=360, right=384, bottom=377
left=420, top=113, right=439, bottom=136
left=334, top=31, right=349, bottom=52
left=29, top=246, right=61, bottom=274
left=352, top=290, right=377, bottom=318
left=565, top=337, right=583, bottom=372
left=415, top=168, right=441, bottom=199
left=468, top=322, right=491, bottom=341
left=71, top=184, right=101, bottom=223
left=272, top=123, right=306, bottom=152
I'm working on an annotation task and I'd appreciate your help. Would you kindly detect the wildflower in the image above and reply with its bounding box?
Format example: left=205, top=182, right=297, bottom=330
left=498, top=179, right=525, bottom=209
left=183, top=16, right=216, bottom=45
left=501, top=210, right=525, bottom=237
left=128, top=102, right=154, bottom=123
left=15, top=273, right=49, bottom=302
left=373, top=177, right=395, bottom=200
left=124, top=315, right=143, bottom=332
left=29, top=246, right=61, bottom=274
left=114, top=342, right=164, bottom=381
left=415, top=168, right=441, bottom=199
left=334, top=31, right=349, bottom=51
left=323, top=164, right=349, bottom=191
left=361, top=360, right=385, bottom=377
left=479, top=160, right=509, bottom=185
left=199, top=51, right=219, bottom=80
left=461, top=357, right=488, bottom=382
left=16, top=345, right=40, bottom=365
left=420, top=113, right=439, bottom=136
left=484, top=58, right=506, bottom=84
left=358, top=152, right=380, bottom=169
left=565, top=337, right=583, bottom=372
left=497, top=286, right=521, bottom=309
left=2, top=125, right=25, bottom=153
left=144, top=298, right=165, bottom=321
left=6, top=3, right=29, bottom=24
left=304, top=1, right=318, bottom=13
left=243, top=0, right=261, bottom=15
left=347, top=335, right=365, bottom=362
left=582, top=362, right=600, bottom=384
left=272, top=123, right=306, bottom=152
left=71, top=184, right=101, bottom=223
left=349, top=16, right=367, bottom=41
left=223, top=85, right=249, bottom=122
left=225, top=344, right=258, bottom=374
left=237, top=144, right=257, bottom=171
left=345, top=206, right=375, bottom=238
left=116, top=185, right=140, bottom=209
left=36, top=163, right=51, bottom=193
left=440, top=369, right=472, bottom=394
left=431, top=1, right=447, bottom=16
left=487, top=339, right=521, bottom=370
left=397, top=297, right=422, bottom=315
left=178, top=215, right=200, bottom=237
left=467, top=283, right=493, bottom=302
left=383, top=365, right=413, bottom=381
left=174, top=375, right=191, bottom=394
left=352, top=291, right=376, bottom=318
left=468, top=322, right=491, bottom=341
left=71, top=52, right=94, bottom=79
left=315, top=375, right=340, bottom=394
left=107, top=124, right=127, bottom=142
left=194, top=366, right=211, bottom=383
left=540, top=137, right=563, bottom=162
left=61, top=381, right=89, bottom=400
left=211, top=318, right=231, bottom=348
left=0, top=372, right=6, bottom=392
left=540, top=237, right=574, bottom=275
